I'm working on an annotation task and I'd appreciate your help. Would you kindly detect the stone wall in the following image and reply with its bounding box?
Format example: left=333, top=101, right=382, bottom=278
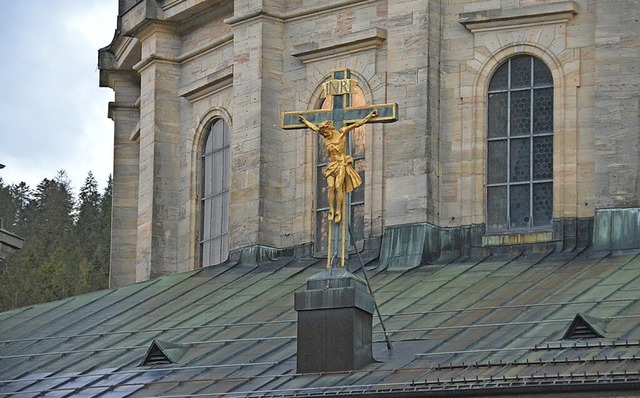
left=100, top=0, right=640, bottom=286
left=593, top=0, right=640, bottom=209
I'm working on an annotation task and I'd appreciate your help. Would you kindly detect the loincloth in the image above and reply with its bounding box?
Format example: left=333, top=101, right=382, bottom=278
left=323, top=155, right=362, bottom=193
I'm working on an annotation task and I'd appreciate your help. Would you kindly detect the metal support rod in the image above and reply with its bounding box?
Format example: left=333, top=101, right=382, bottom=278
left=326, top=216, right=333, bottom=269
left=341, top=197, right=347, bottom=267
left=348, top=222, right=392, bottom=350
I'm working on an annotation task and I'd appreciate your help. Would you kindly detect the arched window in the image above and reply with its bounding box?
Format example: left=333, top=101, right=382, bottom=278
left=200, top=119, right=230, bottom=266
left=315, top=87, right=366, bottom=254
left=486, top=55, right=554, bottom=232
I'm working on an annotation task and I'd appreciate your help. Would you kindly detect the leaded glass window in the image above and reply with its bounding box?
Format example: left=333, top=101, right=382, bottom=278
left=487, top=55, right=553, bottom=232
left=200, top=119, right=230, bottom=266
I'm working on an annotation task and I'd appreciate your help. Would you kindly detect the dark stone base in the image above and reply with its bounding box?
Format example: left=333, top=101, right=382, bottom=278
left=294, top=268, right=375, bottom=373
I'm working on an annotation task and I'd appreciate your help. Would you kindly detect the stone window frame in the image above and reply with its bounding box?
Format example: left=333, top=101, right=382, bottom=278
left=457, top=2, right=585, bottom=246
left=485, top=54, right=555, bottom=234
left=464, top=43, right=579, bottom=245
left=191, top=108, right=233, bottom=267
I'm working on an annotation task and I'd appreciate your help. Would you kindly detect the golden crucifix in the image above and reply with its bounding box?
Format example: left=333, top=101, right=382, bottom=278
left=282, top=68, right=398, bottom=268
left=298, top=110, right=377, bottom=225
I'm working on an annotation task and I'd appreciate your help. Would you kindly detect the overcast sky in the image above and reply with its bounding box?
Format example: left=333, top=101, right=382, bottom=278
left=0, top=1, right=118, bottom=193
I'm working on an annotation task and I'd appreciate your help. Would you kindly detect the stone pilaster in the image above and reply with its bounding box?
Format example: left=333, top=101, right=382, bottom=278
left=134, top=23, right=182, bottom=281
left=593, top=0, right=640, bottom=208
left=385, top=0, right=431, bottom=226
left=107, top=72, right=140, bottom=288
left=226, top=1, right=285, bottom=250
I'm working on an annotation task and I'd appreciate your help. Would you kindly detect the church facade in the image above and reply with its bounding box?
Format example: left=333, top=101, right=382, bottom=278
left=99, top=0, right=640, bottom=288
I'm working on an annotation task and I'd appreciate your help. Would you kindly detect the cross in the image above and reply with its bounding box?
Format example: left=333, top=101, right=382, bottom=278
left=282, top=68, right=398, bottom=269
left=281, top=68, right=397, bottom=132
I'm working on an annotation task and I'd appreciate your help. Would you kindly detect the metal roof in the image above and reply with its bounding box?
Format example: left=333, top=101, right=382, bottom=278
left=2, top=248, right=640, bottom=397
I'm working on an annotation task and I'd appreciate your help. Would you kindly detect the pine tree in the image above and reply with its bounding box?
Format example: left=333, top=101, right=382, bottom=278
left=0, top=178, right=21, bottom=231
left=25, top=171, right=75, bottom=261
left=0, top=171, right=112, bottom=311
left=75, top=172, right=111, bottom=291
left=9, top=182, right=32, bottom=237
left=75, top=172, right=101, bottom=261
left=93, top=174, right=112, bottom=290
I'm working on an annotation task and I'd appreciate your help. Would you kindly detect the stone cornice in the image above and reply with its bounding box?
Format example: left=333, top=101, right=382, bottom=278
left=98, top=50, right=117, bottom=88
left=179, top=65, right=233, bottom=102
left=223, top=9, right=283, bottom=26
left=176, top=32, right=233, bottom=63
left=111, top=36, right=140, bottom=67
left=161, top=0, right=228, bottom=22
left=98, top=32, right=141, bottom=77
left=107, top=102, right=139, bottom=121
left=291, top=28, right=387, bottom=63
left=285, top=0, right=375, bottom=20
left=223, top=0, right=375, bottom=26
left=101, top=69, right=140, bottom=92
left=459, top=1, right=579, bottom=32
left=132, top=54, right=179, bottom=73
left=120, top=0, right=169, bottom=37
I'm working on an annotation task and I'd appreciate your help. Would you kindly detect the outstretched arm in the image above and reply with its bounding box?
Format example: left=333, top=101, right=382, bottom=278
left=344, top=109, right=378, bottom=132
left=299, top=115, right=319, bottom=132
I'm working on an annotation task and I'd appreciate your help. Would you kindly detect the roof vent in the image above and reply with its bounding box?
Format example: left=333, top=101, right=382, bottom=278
left=562, top=313, right=606, bottom=340
left=295, top=268, right=375, bottom=373
left=140, top=340, right=187, bottom=366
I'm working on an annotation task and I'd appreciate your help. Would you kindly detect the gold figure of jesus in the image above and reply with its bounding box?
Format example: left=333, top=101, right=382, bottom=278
left=299, top=109, right=378, bottom=224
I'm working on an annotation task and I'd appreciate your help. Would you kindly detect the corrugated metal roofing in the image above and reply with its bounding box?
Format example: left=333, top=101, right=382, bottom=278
left=2, top=248, right=640, bottom=397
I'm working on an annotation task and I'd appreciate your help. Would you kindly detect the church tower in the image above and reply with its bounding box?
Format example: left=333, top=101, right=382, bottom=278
left=99, top=0, right=640, bottom=288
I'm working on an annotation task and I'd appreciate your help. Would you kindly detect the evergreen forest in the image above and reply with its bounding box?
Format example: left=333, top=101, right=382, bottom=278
left=0, top=171, right=111, bottom=312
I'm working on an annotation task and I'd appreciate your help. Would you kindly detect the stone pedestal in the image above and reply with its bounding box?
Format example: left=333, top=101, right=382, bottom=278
left=294, top=268, right=375, bottom=373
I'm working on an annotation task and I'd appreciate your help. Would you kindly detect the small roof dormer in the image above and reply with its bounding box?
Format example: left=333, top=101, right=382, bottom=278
left=140, top=340, right=187, bottom=366
left=562, top=313, right=606, bottom=340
